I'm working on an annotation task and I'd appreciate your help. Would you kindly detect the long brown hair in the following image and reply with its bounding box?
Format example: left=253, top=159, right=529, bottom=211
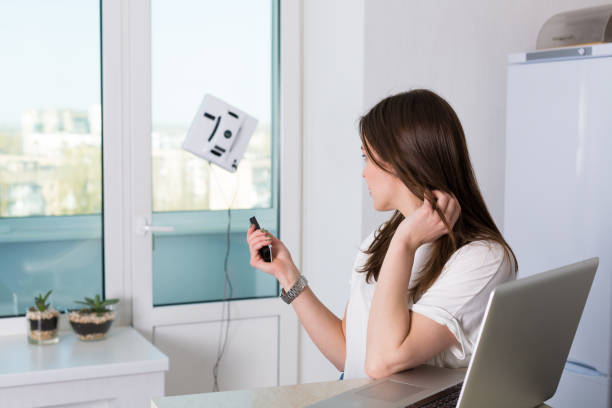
left=358, top=89, right=517, bottom=301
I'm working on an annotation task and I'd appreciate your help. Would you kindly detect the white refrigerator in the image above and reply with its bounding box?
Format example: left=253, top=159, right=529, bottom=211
left=504, top=43, right=612, bottom=407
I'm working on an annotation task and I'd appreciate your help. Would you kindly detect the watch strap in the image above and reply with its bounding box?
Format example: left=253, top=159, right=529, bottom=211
left=280, top=275, right=308, bottom=304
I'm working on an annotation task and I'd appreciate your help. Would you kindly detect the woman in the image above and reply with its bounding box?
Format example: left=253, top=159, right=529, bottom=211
left=246, top=89, right=517, bottom=380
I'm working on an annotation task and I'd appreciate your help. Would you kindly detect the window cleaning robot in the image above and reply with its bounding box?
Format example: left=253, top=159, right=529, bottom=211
left=182, top=94, right=258, bottom=173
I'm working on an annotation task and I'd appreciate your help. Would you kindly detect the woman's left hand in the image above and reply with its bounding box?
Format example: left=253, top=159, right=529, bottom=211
left=394, top=190, right=461, bottom=250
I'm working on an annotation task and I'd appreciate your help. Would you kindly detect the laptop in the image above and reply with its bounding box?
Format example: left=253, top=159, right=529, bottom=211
left=308, top=257, right=599, bottom=408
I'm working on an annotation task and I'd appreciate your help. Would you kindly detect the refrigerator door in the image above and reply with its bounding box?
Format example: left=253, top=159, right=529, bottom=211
left=504, top=55, right=612, bottom=376
left=547, top=366, right=610, bottom=408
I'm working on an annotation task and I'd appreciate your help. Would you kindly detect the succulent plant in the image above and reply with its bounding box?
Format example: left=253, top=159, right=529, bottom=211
left=74, top=294, right=119, bottom=316
left=33, top=290, right=52, bottom=312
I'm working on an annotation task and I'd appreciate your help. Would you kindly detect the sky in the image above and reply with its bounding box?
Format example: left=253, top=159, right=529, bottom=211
left=0, top=0, right=101, bottom=125
left=152, top=0, right=273, bottom=126
left=0, top=0, right=273, bottom=127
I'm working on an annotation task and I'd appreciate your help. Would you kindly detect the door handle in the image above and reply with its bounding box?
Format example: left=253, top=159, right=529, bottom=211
left=136, top=217, right=175, bottom=236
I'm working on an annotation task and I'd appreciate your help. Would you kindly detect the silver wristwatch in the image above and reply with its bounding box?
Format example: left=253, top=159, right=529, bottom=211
left=280, top=275, right=308, bottom=304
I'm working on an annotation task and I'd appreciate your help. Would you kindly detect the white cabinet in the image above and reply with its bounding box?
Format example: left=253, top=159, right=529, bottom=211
left=504, top=44, right=612, bottom=406
left=0, top=327, right=168, bottom=408
left=547, top=366, right=610, bottom=408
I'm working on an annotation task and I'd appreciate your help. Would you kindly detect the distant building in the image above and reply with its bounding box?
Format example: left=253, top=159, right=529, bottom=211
left=20, top=106, right=101, bottom=156
left=1, top=110, right=272, bottom=217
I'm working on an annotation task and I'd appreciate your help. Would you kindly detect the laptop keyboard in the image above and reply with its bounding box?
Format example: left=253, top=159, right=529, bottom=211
left=405, top=382, right=463, bottom=408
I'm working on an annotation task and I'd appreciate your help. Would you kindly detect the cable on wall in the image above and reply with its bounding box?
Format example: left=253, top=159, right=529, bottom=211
left=208, top=162, right=240, bottom=392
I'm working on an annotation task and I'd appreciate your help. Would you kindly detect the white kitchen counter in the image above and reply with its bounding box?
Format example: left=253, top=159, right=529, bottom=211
left=0, top=326, right=168, bottom=408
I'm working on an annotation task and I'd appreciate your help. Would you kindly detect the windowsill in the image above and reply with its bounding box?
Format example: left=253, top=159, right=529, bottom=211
left=0, top=326, right=168, bottom=388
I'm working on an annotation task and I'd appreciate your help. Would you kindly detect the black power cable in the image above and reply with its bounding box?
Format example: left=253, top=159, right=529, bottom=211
left=212, top=206, right=233, bottom=392
left=209, top=163, right=239, bottom=392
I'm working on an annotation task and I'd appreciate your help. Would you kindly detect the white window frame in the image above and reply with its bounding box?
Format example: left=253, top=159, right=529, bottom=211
left=126, top=0, right=302, bottom=386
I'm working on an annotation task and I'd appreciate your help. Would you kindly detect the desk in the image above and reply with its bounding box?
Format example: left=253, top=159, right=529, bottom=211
left=0, top=326, right=168, bottom=408
left=152, top=379, right=552, bottom=408
left=152, top=378, right=371, bottom=408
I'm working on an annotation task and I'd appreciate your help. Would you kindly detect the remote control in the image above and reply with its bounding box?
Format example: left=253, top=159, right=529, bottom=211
left=249, top=216, right=272, bottom=262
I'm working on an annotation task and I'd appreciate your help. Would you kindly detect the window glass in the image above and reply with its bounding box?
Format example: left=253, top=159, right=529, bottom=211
left=0, top=1, right=103, bottom=317
left=151, top=0, right=279, bottom=306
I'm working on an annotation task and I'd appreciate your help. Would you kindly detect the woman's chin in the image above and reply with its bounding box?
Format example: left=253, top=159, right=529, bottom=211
left=372, top=199, right=391, bottom=212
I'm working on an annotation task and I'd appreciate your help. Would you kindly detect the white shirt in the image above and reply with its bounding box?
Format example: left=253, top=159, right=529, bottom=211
left=343, top=228, right=515, bottom=379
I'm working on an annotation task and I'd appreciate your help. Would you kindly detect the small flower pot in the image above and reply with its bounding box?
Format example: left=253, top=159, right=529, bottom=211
left=26, top=307, right=60, bottom=345
left=68, top=309, right=115, bottom=341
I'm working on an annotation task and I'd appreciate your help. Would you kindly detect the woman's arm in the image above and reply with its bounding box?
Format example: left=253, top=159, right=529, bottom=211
left=247, top=225, right=348, bottom=371
left=365, top=192, right=461, bottom=379
left=365, top=239, right=457, bottom=378
left=277, top=267, right=348, bottom=371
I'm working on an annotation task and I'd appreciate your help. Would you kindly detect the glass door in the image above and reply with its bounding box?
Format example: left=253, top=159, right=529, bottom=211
left=128, top=0, right=301, bottom=394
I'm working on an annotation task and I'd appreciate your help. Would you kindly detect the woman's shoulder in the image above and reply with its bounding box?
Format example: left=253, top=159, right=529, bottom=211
left=349, top=229, right=377, bottom=279
left=361, top=226, right=379, bottom=249
left=349, top=226, right=384, bottom=286
left=443, top=239, right=514, bottom=278
left=352, top=229, right=378, bottom=269
left=454, top=239, right=506, bottom=257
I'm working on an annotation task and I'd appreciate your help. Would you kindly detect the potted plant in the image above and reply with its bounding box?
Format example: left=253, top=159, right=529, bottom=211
left=26, top=290, right=60, bottom=344
left=68, top=294, right=119, bottom=341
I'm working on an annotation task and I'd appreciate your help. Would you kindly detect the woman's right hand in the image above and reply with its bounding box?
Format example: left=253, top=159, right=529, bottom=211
left=246, top=225, right=299, bottom=290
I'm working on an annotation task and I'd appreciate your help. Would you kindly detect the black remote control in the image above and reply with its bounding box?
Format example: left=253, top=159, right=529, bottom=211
left=249, top=216, right=272, bottom=262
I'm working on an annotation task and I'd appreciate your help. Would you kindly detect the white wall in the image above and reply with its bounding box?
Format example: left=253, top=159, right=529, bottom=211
left=361, top=0, right=611, bottom=238
left=300, top=0, right=365, bottom=383
left=299, top=0, right=610, bottom=384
